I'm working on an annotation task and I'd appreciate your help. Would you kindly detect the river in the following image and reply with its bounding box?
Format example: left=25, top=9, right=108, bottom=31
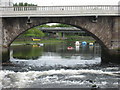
left=1, top=42, right=120, bottom=89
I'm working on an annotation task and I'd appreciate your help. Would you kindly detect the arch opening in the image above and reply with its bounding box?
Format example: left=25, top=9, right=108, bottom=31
left=10, top=22, right=107, bottom=50
left=9, top=23, right=102, bottom=64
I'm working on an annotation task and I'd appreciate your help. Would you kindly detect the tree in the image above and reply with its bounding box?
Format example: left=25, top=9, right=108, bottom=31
left=13, top=3, right=18, bottom=6
left=19, top=2, right=24, bottom=6
left=13, top=2, right=37, bottom=6
left=23, top=28, right=45, bottom=38
left=24, top=3, right=28, bottom=6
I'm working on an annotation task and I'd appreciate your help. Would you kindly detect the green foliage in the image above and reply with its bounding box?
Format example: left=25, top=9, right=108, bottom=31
left=23, top=28, right=45, bottom=38
left=24, top=3, right=28, bottom=6
left=13, top=3, right=18, bottom=6
left=13, top=2, right=37, bottom=6
left=19, top=2, right=24, bottom=6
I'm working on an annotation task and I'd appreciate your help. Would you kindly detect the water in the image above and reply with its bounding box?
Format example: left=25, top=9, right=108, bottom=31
left=1, top=42, right=120, bottom=89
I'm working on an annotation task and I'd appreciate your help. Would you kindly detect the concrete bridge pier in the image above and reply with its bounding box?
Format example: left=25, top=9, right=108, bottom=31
left=0, top=17, right=10, bottom=63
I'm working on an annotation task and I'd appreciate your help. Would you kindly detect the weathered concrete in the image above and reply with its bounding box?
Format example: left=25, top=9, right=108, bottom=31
left=1, top=16, right=120, bottom=63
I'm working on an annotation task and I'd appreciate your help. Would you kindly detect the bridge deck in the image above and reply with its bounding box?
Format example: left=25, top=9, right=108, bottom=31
left=0, top=5, right=119, bottom=17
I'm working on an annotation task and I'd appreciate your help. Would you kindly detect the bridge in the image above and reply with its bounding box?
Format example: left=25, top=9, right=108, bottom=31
left=0, top=5, right=120, bottom=63
left=39, top=27, right=85, bottom=33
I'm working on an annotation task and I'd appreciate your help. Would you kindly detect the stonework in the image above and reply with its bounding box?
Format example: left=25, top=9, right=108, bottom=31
left=1, top=16, right=120, bottom=52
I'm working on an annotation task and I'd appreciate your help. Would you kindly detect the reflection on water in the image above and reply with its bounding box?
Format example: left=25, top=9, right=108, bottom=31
left=10, top=43, right=101, bottom=68
left=11, top=45, right=43, bottom=60
left=11, top=43, right=101, bottom=60
left=1, top=43, right=120, bottom=89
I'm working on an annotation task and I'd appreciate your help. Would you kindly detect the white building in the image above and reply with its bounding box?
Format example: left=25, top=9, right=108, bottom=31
left=0, top=0, right=13, bottom=6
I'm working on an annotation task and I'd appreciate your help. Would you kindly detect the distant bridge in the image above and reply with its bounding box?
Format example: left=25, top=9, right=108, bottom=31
left=38, top=27, right=86, bottom=33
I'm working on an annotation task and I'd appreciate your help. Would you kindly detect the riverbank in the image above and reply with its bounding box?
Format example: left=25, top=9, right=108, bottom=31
left=11, top=39, right=65, bottom=46
left=12, top=40, right=95, bottom=46
left=12, top=35, right=96, bottom=45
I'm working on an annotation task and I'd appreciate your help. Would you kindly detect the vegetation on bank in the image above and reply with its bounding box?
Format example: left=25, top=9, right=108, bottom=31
left=12, top=38, right=95, bottom=45
left=12, top=39, right=65, bottom=45
left=22, top=28, right=45, bottom=38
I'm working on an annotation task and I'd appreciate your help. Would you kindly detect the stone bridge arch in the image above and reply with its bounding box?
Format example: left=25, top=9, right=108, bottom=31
left=2, top=16, right=114, bottom=50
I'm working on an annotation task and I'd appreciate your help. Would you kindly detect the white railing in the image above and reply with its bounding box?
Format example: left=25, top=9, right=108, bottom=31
left=0, top=5, right=119, bottom=17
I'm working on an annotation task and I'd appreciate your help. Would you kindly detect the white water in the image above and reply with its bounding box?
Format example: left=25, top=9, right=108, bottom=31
left=1, top=44, right=119, bottom=88
left=10, top=53, right=101, bottom=67
left=1, top=69, right=119, bottom=88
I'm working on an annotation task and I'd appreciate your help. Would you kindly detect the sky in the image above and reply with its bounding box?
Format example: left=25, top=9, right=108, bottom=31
left=13, top=0, right=120, bottom=6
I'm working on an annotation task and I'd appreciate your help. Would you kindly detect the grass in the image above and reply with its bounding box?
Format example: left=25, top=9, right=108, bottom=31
left=12, top=36, right=96, bottom=45
left=12, top=39, right=65, bottom=45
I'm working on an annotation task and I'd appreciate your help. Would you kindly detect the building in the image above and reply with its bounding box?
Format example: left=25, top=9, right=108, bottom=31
left=0, top=0, right=13, bottom=7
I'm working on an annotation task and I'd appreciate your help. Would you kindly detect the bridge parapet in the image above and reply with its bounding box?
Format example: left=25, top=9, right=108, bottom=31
left=0, top=5, right=119, bottom=17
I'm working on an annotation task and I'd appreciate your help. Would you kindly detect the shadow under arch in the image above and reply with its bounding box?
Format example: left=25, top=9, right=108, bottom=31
left=9, top=22, right=107, bottom=51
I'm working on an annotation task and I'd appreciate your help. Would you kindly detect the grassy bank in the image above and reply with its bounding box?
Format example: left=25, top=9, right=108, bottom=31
left=12, top=36, right=95, bottom=45
left=12, top=39, right=65, bottom=45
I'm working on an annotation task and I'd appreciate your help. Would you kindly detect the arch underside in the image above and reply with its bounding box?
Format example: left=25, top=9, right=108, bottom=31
left=3, top=17, right=112, bottom=50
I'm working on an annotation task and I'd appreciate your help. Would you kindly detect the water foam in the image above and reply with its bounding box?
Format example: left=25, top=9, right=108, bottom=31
left=1, top=69, right=119, bottom=88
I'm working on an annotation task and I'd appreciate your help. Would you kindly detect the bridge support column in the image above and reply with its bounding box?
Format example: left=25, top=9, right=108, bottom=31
left=111, top=17, right=120, bottom=50
left=0, top=17, right=9, bottom=48
left=2, top=47, right=10, bottom=63
left=101, top=17, right=120, bottom=63
left=0, top=17, right=10, bottom=63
